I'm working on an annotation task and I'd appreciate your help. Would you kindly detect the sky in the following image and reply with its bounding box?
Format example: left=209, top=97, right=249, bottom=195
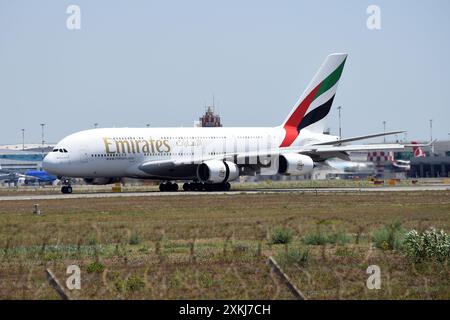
left=0, top=0, right=449, bottom=144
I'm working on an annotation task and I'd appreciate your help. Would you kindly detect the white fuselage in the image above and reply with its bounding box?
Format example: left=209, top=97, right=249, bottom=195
left=43, top=127, right=337, bottom=180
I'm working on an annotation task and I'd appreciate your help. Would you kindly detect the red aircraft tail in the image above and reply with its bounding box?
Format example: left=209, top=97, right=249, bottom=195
left=411, top=141, right=426, bottom=158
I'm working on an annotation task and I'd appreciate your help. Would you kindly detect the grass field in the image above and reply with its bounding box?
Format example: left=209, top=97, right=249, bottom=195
left=0, top=191, right=449, bottom=299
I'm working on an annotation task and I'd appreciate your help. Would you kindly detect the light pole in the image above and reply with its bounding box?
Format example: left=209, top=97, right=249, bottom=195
left=429, top=119, right=433, bottom=141
left=382, top=121, right=386, bottom=143
left=21, top=129, right=25, bottom=151
left=337, top=106, right=342, bottom=139
left=40, top=123, right=45, bottom=154
left=429, top=119, right=433, bottom=155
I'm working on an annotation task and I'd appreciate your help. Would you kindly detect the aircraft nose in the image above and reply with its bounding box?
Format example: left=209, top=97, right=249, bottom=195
left=42, top=153, right=58, bottom=174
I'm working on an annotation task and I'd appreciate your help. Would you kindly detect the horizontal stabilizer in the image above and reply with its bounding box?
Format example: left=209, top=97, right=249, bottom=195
left=312, top=130, right=406, bottom=146
left=403, top=139, right=436, bottom=148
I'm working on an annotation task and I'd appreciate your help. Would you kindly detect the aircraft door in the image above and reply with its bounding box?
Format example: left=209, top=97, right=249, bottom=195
left=260, top=133, right=277, bottom=175
left=80, top=149, right=89, bottom=164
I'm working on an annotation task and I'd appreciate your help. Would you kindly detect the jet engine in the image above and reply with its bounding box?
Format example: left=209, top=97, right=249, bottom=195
left=83, top=177, right=121, bottom=185
left=278, top=154, right=314, bottom=176
left=197, top=160, right=240, bottom=184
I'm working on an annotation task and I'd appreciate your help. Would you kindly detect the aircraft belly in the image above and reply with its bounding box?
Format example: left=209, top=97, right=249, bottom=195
left=93, top=160, right=128, bottom=177
left=138, top=163, right=198, bottom=179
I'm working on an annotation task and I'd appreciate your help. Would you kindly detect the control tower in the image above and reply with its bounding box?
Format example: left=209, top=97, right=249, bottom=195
left=198, top=106, right=222, bottom=127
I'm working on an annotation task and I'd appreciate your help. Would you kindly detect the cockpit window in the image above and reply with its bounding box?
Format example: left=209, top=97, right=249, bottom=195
left=53, top=148, right=68, bottom=153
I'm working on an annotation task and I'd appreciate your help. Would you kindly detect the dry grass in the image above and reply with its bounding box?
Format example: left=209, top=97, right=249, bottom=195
left=0, top=191, right=449, bottom=299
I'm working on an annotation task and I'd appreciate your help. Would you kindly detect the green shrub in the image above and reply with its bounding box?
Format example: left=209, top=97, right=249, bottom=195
left=86, top=261, right=105, bottom=273
left=303, top=232, right=328, bottom=245
left=129, top=232, right=141, bottom=245
left=87, top=234, right=98, bottom=246
left=125, top=275, right=145, bottom=292
left=138, top=244, right=149, bottom=253
left=329, top=231, right=351, bottom=245
left=372, top=221, right=405, bottom=250
left=277, top=247, right=310, bottom=267
left=403, top=228, right=450, bottom=262
left=270, top=228, right=293, bottom=244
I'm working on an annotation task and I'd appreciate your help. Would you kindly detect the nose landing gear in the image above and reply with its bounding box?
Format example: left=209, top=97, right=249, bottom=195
left=61, top=186, right=73, bottom=194
left=60, top=179, right=73, bottom=194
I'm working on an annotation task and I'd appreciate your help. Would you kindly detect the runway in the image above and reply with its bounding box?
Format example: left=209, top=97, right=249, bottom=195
left=0, top=185, right=449, bottom=201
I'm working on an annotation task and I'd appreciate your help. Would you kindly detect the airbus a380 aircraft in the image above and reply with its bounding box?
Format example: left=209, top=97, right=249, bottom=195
left=43, top=53, right=411, bottom=194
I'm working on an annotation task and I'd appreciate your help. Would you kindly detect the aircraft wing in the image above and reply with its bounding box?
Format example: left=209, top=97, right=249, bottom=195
left=296, top=143, right=405, bottom=161
left=139, top=142, right=406, bottom=175
left=312, top=131, right=406, bottom=146
left=299, top=143, right=405, bottom=153
left=139, top=129, right=411, bottom=173
left=139, top=130, right=410, bottom=174
left=222, top=143, right=406, bottom=163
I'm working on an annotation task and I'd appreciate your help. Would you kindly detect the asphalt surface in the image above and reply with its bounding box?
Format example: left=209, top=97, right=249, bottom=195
left=0, top=185, right=449, bottom=201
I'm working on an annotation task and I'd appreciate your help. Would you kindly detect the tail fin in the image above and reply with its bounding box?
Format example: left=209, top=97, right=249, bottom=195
left=280, top=53, right=347, bottom=147
left=411, top=141, right=426, bottom=157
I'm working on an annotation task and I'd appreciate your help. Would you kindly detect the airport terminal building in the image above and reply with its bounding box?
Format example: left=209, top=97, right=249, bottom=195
left=0, top=144, right=52, bottom=174
left=409, top=141, right=450, bottom=178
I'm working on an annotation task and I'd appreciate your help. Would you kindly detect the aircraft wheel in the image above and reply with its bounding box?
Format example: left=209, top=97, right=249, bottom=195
left=183, top=183, right=190, bottom=191
left=209, top=184, right=220, bottom=191
left=194, top=183, right=202, bottom=191
left=159, top=183, right=166, bottom=192
left=171, top=183, right=179, bottom=192
left=224, top=182, right=231, bottom=191
left=61, top=186, right=72, bottom=194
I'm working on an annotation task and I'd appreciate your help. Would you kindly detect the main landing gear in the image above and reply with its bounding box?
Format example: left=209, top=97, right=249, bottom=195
left=158, top=181, right=232, bottom=192
left=159, top=181, right=179, bottom=192
left=60, top=179, right=73, bottom=194
left=182, top=182, right=231, bottom=192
